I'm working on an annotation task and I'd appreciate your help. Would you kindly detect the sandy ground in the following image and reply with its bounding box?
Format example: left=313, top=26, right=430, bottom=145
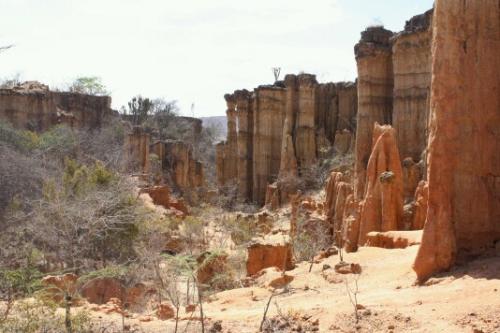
left=82, top=244, right=499, bottom=333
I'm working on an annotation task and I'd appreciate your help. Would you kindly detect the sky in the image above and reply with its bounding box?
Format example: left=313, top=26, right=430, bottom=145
left=0, top=0, right=434, bottom=117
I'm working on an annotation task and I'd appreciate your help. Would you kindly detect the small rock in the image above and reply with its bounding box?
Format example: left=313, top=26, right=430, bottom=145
left=156, top=303, right=175, bottom=320
left=388, top=324, right=395, bottom=329
left=209, top=320, right=222, bottom=333
left=322, top=264, right=331, bottom=271
left=138, top=315, right=153, bottom=322
left=185, top=304, right=196, bottom=312
left=334, top=262, right=362, bottom=274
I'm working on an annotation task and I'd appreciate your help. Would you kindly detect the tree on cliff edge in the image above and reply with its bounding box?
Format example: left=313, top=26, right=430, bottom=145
left=68, top=76, right=108, bottom=96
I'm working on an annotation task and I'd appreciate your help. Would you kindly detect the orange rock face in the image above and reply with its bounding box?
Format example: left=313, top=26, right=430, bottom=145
left=411, top=181, right=428, bottom=230
left=365, top=230, right=422, bottom=249
left=41, top=273, right=79, bottom=302
left=80, top=277, right=149, bottom=311
left=354, top=27, right=394, bottom=199
left=140, top=185, right=189, bottom=217
left=235, top=90, right=254, bottom=200
left=155, top=303, right=175, bottom=320
left=413, top=0, right=500, bottom=282
left=216, top=74, right=357, bottom=205
left=341, top=195, right=362, bottom=253
left=0, top=81, right=116, bottom=132
left=354, top=12, right=432, bottom=201
left=246, top=242, right=294, bottom=276
left=358, top=124, right=404, bottom=245
left=391, top=10, right=432, bottom=163
left=125, top=126, right=150, bottom=173
left=323, top=171, right=353, bottom=243
left=80, top=277, right=124, bottom=305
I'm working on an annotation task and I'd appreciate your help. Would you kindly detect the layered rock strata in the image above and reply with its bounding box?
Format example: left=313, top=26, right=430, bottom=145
left=354, top=10, right=433, bottom=200
left=217, top=74, right=357, bottom=204
left=125, top=126, right=150, bottom=173
left=151, top=140, right=204, bottom=191
left=413, top=0, right=500, bottom=282
left=354, top=27, right=394, bottom=198
left=0, top=81, right=116, bottom=131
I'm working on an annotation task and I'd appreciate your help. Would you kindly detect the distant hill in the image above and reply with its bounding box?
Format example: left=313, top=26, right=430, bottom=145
left=199, top=116, right=227, bottom=141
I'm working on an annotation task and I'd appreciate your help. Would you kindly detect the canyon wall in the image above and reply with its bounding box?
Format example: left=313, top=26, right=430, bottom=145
left=391, top=10, right=433, bottom=164
left=216, top=74, right=357, bottom=204
left=151, top=140, right=204, bottom=191
left=326, top=2, right=499, bottom=281
left=413, top=0, right=500, bottom=282
left=323, top=10, right=433, bottom=254
left=354, top=27, right=394, bottom=199
left=0, top=81, right=116, bottom=131
left=354, top=11, right=432, bottom=200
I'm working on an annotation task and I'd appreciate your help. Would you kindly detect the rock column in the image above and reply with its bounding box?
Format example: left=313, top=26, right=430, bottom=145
left=354, top=27, right=394, bottom=198
left=414, top=0, right=500, bottom=282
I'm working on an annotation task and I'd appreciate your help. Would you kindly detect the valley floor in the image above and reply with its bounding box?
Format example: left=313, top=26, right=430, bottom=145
left=85, top=245, right=500, bottom=332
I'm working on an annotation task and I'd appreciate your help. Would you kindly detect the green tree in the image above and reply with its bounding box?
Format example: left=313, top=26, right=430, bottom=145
left=68, top=76, right=108, bottom=96
left=122, top=95, right=154, bottom=126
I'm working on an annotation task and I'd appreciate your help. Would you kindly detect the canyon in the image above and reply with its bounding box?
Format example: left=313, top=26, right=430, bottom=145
left=0, top=0, right=499, bottom=332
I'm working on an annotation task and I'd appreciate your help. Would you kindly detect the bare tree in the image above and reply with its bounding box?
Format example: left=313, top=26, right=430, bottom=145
left=345, top=273, right=361, bottom=323
left=272, top=67, right=281, bottom=82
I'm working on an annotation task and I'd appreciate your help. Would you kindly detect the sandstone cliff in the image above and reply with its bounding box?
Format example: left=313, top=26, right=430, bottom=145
left=354, top=11, right=433, bottom=201
left=150, top=140, right=204, bottom=192
left=354, top=27, right=394, bottom=199
left=217, top=74, right=357, bottom=204
left=413, top=0, right=500, bottom=282
left=0, top=81, right=116, bottom=131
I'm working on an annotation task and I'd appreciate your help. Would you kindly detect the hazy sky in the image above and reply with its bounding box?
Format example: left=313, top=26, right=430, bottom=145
left=0, top=0, right=434, bottom=117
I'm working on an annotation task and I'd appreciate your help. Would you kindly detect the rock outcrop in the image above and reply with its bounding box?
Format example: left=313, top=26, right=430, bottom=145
left=391, top=10, right=433, bottom=164
left=217, top=74, right=357, bottom=204
left=354, top=11, right=432, bottom=201
left=150, top=140, right=204, bottom=191
left=411, top=180, right=428, bottom=230
left=357, top=124, right=404, bottom=245
left=365, top=230, right=422, bottom=249
left=354, top=27, right=394, bottom=198
left=139, top=185, right=189, bottom=218
left=413, top=0, right=500, bottom=282
left=246, top=239, right=294, bottom=276
left=0, top=81, right=116, bottom=131
left=125, top=126, right=150, bottom=173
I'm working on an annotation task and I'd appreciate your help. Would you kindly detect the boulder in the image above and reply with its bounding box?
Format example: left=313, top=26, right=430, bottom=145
left=365, top=230, right=422, bottom=249
left=41, top=273, right=78, bottom=303
left=156, top=303, right=175, bottom=320
left=80, top=277, right=123, bottom=305
left=80, top=277, right=149, bottom=311
left=334, top=262, right=362, bottom=275
left=246, top=239, right=294, bottom=276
